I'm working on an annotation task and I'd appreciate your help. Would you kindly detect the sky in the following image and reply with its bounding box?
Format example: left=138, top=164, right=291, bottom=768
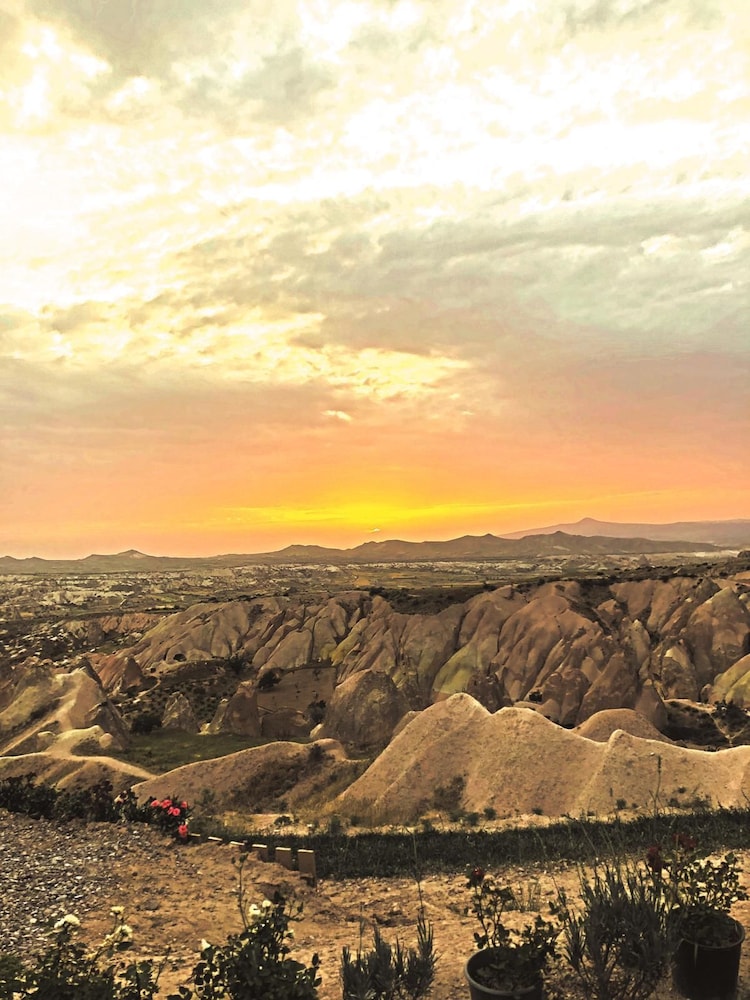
left=1, top=0, right=748, bottom=558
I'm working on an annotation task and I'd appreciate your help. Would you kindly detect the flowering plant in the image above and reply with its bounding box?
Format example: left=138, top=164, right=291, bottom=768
left=646, top=834, right=747, bottom=946
left=0, top=908, right=166, bottom=999
left=188, top=890, right=321, bottom=1000
left=143, top=795, right=190, bottom=841
left=465, top=866, right=557, bottom=990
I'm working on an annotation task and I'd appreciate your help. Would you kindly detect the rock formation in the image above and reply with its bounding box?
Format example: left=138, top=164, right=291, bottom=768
left=40, top=570, right=742, bottom=752
left=335, top=696, right=750, bottom=824
left=161, top=692, right=199, bottom=733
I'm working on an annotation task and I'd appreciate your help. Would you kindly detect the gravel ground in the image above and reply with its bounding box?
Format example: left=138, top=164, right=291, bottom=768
left=0, top=811, right=152, bottom=957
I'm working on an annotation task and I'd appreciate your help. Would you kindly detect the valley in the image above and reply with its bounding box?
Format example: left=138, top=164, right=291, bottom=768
left=0, top=529, right=749, bottom=825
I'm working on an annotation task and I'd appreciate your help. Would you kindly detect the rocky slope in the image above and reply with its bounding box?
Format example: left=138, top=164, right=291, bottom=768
left=1, top=567, right=749, bottom=800
left=90, top=572, right=750, bottom=746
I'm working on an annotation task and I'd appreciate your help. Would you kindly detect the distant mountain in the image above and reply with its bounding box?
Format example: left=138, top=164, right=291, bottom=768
left=331, top=531, right=718, bottom=562
left=501, top=517, right=750, bottom=547
left=0, top=551, right=222, bottom=575
left=0, top=530, right=723, bottom=575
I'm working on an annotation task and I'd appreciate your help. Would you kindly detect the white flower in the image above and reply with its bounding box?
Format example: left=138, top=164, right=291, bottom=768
left=54, top=914, right=80, bottom=930
left=248, top=903, right=261, bottom=920
left=261, top=899, right=273, bottom=910
left=110, top=906, right=125, bottom=917
left=200, top=939, right=212, bottom=952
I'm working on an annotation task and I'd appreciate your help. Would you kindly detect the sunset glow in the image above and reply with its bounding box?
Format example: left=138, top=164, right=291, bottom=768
left=1, top=0, right=748, bottom=558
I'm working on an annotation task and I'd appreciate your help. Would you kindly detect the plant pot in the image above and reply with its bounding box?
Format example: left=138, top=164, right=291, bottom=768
left=672, top=919, right=745, bottom=1000
left=464, top=949, right=543, bottom=1000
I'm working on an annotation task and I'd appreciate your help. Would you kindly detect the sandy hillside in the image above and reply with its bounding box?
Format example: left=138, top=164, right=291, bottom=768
left=336, top=697, right=750, bottom=823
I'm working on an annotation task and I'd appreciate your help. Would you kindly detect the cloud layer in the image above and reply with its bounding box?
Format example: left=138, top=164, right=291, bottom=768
left=1, top=0, right=748, bottom=555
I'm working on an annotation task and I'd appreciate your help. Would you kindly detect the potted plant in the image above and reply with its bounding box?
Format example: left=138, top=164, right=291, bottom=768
left=646, top=836, right=747, bottom=1000
left=464, top=867, right=557, bottom=1000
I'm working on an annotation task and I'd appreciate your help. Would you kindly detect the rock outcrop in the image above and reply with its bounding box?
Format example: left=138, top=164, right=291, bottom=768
left=90, top=574, right=750, bottom=744
left=0, top=663, right=129, bottom=756
left=318, top=670, right=410, bottom=750
left=161, top=692, right=199, bottom=733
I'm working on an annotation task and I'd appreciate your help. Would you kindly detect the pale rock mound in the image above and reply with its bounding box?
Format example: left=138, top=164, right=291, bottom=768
left=0, top=749, right=153, bottom=792
left=207, top=685, right=261, bottom=737
left=318, top=670, right=410, bottom=750
left=575, top=708, right=672, bottom=743
left=0, top=664, right=129, bottom=757
left=162, top=692, right=199, bottom=733
left=708, top=653, right=750, bottom=705
left=336, top=695, right=750, bottom=824
left=132, top=738, right=352, bottom=812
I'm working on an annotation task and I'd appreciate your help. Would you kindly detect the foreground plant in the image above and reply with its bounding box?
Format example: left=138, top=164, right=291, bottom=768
left=340, top=911, right=436, bottom=1000
left=175, top=855, right=321, bottom=1000
left=465, top=865, right=557, bottom=993
left=0, top=908, right=165, bottom=1000
left=646, top=834, right=748, bottom=946
left=553, top=857, right=671, bottom=1000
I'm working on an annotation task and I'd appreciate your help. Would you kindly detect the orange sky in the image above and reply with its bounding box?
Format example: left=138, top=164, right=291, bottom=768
left=1, top=1, right=748, bottom=558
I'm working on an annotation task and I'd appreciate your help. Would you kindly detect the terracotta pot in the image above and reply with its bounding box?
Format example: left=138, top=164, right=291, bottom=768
left=464, top=949, right=543, bottom=1000
left=672, top=919, right=745, bottom=1000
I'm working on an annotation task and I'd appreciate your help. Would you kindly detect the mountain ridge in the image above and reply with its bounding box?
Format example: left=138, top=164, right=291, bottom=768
left=501, top=517, right=750, bottom=546
left=0, top=520, right=741, bottom=574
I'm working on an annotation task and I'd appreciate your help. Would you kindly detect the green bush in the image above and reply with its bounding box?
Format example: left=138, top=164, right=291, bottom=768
left=180, top=871, right=321, bottom=1000
left=130, top=711, right=162, bottom=735
left=340, top=914, right=436, bottom=1000
left=554, top=858, right=670, bottom=1000
left=0, top=910, right=164, bottom=1000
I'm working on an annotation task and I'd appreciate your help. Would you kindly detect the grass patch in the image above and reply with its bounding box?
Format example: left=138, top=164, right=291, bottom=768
left=217, top=805, right=750, bottom=880
left=109, top=731, right=300, bottom=772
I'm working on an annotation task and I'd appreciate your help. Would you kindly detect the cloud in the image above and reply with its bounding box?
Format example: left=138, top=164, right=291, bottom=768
left=26, top=0, right=243, bottom=82
left=2, top=0, right=748, bottom=554
left=181, top=45, right=335, bottom=127
left=561, top=0, right=720, bottom=34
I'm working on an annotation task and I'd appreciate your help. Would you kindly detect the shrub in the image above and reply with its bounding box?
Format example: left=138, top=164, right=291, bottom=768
left=326, top=814, right=345, bottom=836
left=141, top=795, right=190, bottom=841
left=554, top=858, right=670, bottom=1000
left=54, top=780, right=119, bottom=824
left=185, top=882, right=321, bottom=1000
left=0, top=774, right=58, bottom=819
left=340, top=913, right=436, bottom=1000
left=0, top=909, right=165, bottom=1000
left=130, top=712, right=162, bottom=735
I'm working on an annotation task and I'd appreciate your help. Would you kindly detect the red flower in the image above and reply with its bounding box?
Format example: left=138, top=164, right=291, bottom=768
left=469, top=866, right=485, bottom=885
left=180, top=801, right=188, bottom=810
left=168, top=807, right=181, bottom=817
left=177, top=824, right=189, bottom=840
left=150, top=800, right=161, bottom=808
left=646, top=845, right=664, bottom=872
